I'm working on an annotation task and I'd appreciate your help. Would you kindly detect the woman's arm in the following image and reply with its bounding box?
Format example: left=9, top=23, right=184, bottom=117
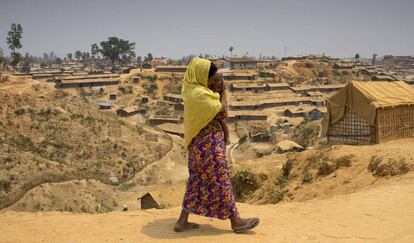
left=219, top=85, right=228, bottom=120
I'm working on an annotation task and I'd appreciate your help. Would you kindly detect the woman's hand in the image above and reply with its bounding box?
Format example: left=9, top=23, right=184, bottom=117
left=220, top=88, right=228, bottom=120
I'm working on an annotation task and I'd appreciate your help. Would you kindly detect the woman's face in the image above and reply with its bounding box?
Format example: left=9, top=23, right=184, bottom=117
left=207, top=72, right=218, bottom=87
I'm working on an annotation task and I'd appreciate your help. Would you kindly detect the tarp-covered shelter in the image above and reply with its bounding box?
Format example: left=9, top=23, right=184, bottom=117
left=323, top=81, right=414, bottom=144
left=137, top=192, right=161, bottom=210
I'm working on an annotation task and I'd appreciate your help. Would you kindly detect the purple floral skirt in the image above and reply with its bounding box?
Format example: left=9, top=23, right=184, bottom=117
left=182, top=120, right=239, bottom=220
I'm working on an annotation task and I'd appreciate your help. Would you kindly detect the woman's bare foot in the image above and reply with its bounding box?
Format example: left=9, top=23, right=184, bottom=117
left=174, top=209, right=200, bottom=232
left=174, top=221, right=200, bottom=232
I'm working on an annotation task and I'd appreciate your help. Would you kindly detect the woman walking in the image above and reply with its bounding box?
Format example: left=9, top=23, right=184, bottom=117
left=174, top=57, right=260, bottom=233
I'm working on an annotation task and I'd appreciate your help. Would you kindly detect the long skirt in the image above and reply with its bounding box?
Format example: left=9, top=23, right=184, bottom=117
left=182, top=121, right=239, bottom=220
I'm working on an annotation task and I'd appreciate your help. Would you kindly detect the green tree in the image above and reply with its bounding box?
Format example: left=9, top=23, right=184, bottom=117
left=74, top=50, right=82, bottom=60
left=372, top=54, right=377, bottom=65
left=137, top=56, right=142, bottom=66
left=120, top=50, right=135, bottom=65
left=49, top=51, right=56, bottom=61
left=0, top=48, right=5, bottom=68
left=81, top=52, right=90, bottom=62
left=96, top=37, right=136, bottom=67
left=6, top=23, right=23, bottom=73
left=55, top=57, right=62, bottom=65
left=43, top=53, right=49, bottom=61
left=144, top=53, right=153, bottom=62
left=228, top=46, right=234, bottom=57
left=91, top=43, right=99, bottom=58
left=355, top=53, right=360, bottom=61
left=66, top=53, right=73, bottom=60
left=20, top=53, right=31, bottom=73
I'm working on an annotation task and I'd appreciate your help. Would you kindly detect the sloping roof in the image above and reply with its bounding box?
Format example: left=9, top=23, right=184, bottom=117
left=228, top=58, right=258, bottom=63
left=118, top=106, right=144, bottom=113
left=266, top=82, right=290, bottom=87
left=349, top=81, right=414, bottom=108
left=231, top=83, right=267, bottom=88
left=156, top=123, right=184, bottom=134
left=285, top=107, right=324, bottom=114
left=149, top=114, right=181, bottom=121
left=164, top=93, right=183, bottom=99
left=277, top=140, right=304, bottom=152
left=325, top=81, right=414, bottom=126
left=59, top=78, right=119, bottom=84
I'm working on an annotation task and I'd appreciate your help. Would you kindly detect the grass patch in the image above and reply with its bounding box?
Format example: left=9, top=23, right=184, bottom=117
left=268, top=188, right=288, bottom=204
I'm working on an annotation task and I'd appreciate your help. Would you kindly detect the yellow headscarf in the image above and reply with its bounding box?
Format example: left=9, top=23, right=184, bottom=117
left=182, top=57, right=222, bottom=149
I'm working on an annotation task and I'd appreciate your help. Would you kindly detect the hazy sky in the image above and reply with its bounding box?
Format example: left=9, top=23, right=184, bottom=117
left=0, top=0, right=413, bottom=59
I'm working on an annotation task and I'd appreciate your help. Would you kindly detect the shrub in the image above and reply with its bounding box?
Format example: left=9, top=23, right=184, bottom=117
left=317, top=155, right=353, bottom=176
left=275, top=160, right=293, bottom=185
left=268, top=188, right=288, bottom=204
left=275, top=174, right=288, bottom=185
left=143, top=82, right=157, bottom=94
left=0, top=179, right=11, bottom=192
left=259, top=72, right=268, bottom=78
left=368, top=156, right=410, bottom=177
left=231, top=169, right=261, bottom=202
left=291, top=121, right=320, bottom=147
left=335, top=155, right=352, bottom=168
left=238, top=135, right=248, bottom=144
left=318, top=161, right=336, bottom=176
left=302, top=169, right=313, bottom=183
left=13, top=135, right=40, bottom=153
left=136, top=125, right=144, bottom=135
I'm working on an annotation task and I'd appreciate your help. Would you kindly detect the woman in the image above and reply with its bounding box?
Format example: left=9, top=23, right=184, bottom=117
left=174, top=57, right=260, bottom=233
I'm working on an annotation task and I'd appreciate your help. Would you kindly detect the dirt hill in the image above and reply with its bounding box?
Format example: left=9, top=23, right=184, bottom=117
left=0, top=75, right=172, bottom=211
left=231, top=139, right=414, bottom=204
left=274, top=60, right=368, bottom=85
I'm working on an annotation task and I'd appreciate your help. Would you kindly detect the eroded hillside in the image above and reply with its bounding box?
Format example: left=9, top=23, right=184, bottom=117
left=0, top=75, right=172, bottom=210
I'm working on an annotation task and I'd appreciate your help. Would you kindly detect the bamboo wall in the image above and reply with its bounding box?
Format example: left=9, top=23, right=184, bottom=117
left=376, top=105, right=414, bottom=142
left=327, top=111, right=375, bottom=144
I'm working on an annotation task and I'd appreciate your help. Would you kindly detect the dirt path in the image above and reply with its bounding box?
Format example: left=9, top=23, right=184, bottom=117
left=1, top=178, right=413, bottom=243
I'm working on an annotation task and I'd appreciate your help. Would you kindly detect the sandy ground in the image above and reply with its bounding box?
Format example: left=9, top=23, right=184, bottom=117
left=1, top=178, right=413, bottom=243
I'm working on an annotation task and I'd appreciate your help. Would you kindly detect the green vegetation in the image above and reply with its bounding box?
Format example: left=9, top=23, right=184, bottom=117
left=142, top=82, right=157, bottom=94
left=268, top=188, right=288, bottom=204
left=93, top=37, right=136, bottom=66
left=259, top=72, right=268, bottom=78
left=317, top=155, right=353, bottom=176
left=302, top=169, right=313, bottom=183
left=6, top=23, right=23, bottom=72
left=13, top=135, right=40, bottom=154
left=144, top=53, right=153, bottom=62
left=238, top=135, right=248, bottom=144
left=232, top=169, right=262, bottom=202
left=0, top=180, right=11, bottom=192
left=291, top=121, right=320, bottom=147
left=275, top=159, right=293, bottom=185
left=136, top=125, right=144, bottom=135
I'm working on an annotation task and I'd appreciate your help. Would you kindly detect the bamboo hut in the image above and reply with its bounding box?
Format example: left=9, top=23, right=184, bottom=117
left=322, top=81, right=414, bottom=144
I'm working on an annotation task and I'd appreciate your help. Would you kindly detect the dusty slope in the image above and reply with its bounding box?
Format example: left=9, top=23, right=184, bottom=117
left=231, top=138, right=414, bottom=204
left=1, top=177, right=413, bottom=243
left=274, top=60, right=368, bottom=85
left=0, top=75, right=172, bottom=211
left=1, top=134, right=188, bottom=213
